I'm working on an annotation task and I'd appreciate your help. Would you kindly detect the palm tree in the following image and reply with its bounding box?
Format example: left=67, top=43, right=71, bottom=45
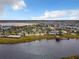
left=46, top=28, right=52, bottom=34
left=58, top=30, right=62, bottom=36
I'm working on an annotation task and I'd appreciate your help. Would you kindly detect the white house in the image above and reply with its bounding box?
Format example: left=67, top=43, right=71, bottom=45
left=49, top=30, right=59, bottom=35
left=61, top=30, right=67, bottom=34
left=0, top=35, right=6, bottom=37
left=6, top=35, right=21, bottom=38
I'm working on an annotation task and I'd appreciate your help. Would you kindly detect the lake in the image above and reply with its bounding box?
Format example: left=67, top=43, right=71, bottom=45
left=0, top=39, right=79, bottom=59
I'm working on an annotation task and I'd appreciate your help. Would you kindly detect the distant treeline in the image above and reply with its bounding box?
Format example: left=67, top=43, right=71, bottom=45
left=0, top=20, right=79, bottom=23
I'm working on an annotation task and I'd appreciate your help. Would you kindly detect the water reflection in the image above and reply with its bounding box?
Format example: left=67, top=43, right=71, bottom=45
left=0, top=39, right=79, bottom=59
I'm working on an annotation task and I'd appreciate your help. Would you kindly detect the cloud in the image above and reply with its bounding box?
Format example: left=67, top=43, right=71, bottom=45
left=32, top=10, right=79, bottom=20
left=0, top=0, right=26, bottom=11
left=12, top=0, right=26, bottom=10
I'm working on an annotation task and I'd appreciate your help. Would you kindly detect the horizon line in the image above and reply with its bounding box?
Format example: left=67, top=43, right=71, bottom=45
left=0, top=20, right=79, bottom=22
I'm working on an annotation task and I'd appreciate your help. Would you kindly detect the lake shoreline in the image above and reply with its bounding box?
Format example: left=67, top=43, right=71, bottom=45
left=0, top=34, right=79, bottom=44
left=62, top=55, right=79, bottom=59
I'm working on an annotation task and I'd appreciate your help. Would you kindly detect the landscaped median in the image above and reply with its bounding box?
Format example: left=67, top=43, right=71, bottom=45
left=0, top=34, right=79, bottom=44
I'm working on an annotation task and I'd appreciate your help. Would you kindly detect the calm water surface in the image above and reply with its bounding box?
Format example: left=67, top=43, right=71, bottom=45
left=0, top=39, right=79, bottom=59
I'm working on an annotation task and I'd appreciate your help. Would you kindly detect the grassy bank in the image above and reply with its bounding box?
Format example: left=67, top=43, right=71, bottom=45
left=0, top=34, right=79, bottom=44
left=62, top=55, right=79, bottom=59
left=0, top=34, right=55, bottom=44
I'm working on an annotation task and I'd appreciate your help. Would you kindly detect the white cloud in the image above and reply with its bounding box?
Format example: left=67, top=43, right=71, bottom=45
left=32, top=10, right=79, bottom=20
left=0, top=0, right=26, bottom=11
left=12, top=0, right=26, bottom=10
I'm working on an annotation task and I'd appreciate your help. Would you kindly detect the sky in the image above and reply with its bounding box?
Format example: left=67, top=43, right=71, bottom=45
left=0, top=0, right=79, bottom=20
